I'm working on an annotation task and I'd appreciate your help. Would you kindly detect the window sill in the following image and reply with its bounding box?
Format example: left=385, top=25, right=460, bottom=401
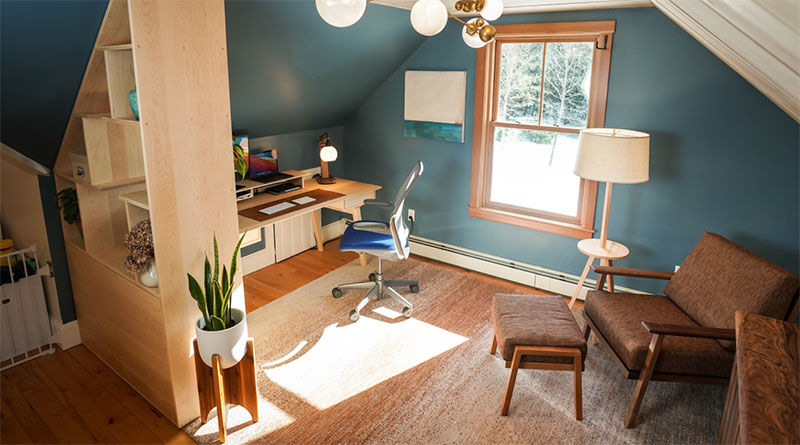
left=468, top=205, right=594, bottom=239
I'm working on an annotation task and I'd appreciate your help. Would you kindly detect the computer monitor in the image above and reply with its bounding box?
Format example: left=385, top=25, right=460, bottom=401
left=249, top=149, right=278, bottom=179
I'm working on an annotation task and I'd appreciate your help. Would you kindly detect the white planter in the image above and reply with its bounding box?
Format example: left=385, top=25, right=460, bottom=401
left=195, top=308, right=248, bottom=369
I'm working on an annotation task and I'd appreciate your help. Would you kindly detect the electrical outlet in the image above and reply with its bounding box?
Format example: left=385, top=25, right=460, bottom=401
left=408, top=209, right=415, bottom=221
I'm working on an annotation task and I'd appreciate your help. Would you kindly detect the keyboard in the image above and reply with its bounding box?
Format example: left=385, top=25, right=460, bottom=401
left=252, top=171, right=292, bottom=184
left=259, top=202, right=296, bottom=215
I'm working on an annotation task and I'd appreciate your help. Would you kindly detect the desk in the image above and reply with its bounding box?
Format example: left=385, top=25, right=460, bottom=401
left=237, top=171, right=380, bottom=266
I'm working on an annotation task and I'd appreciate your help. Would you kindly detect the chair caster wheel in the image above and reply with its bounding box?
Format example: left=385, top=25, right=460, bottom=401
left=332, top=288, right=343, bottom=299
left=402, top=307, right=413, bottom=318
left=368, top=273, right=376, bottom=282
left=410, top=284, right=420, bottom=293
left=349, top=310, right=360, bottom=322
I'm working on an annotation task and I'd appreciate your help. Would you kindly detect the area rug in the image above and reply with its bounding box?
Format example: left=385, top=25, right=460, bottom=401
left=183, top=258, right=726, bottom=444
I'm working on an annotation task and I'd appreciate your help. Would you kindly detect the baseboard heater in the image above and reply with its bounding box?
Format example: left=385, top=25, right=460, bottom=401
left=407, top=235, right=645, bottom=300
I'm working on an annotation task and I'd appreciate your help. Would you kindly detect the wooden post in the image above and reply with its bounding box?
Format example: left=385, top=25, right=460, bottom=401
left=600, top=181, right=613, bottom=249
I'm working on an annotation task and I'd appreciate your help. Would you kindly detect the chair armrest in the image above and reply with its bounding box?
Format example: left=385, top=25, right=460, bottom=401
left=363, top=199, right=393, bottom=209
left=592, top=265, right=674, bottom=280
left=642, top=321, right=736, bottom=341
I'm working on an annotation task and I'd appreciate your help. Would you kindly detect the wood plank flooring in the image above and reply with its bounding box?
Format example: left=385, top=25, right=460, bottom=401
left=1, top=237, right=573, bottom=444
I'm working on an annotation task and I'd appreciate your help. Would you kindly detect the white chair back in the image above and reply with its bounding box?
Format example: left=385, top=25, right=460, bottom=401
left=388, top=162, right=423, bottom=259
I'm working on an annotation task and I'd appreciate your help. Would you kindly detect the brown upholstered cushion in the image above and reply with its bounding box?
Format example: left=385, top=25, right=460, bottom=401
left=664, top=232, right=799, bottom=351
left=584, top=291, right=734, bottom=377
left=492, top=294, right=587, bottom=367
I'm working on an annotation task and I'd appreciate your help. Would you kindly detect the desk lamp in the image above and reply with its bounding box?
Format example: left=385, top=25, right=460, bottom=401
left=316, top=132, right=338, bottom=184
left=568, top=128, right=649, bottom=307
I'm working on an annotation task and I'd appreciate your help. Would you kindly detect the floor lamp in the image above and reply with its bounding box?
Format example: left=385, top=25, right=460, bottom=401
left=568, top=128, right=650, bottom=308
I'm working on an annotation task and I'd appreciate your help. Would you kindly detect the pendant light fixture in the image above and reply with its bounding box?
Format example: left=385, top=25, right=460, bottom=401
left=316, top=0, right=503, bottom=46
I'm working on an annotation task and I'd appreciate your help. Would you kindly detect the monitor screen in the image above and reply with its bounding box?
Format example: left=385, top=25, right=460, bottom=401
left=249, top=149, right=278, bottom=178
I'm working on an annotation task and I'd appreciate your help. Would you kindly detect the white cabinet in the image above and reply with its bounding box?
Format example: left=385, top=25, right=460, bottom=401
left=241, top=213, right=316, bottom=274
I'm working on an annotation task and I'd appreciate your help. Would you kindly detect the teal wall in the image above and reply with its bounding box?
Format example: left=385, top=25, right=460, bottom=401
left=343, top=7, right=800, bottom=292
left=226, top=0, right=425, bottom=137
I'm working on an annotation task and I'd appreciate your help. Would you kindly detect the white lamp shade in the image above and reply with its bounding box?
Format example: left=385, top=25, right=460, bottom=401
left=480, top=0, right=503, bottom=21
left=410, top=0, right=448, bottom=36
left=320, top=145, right=338, bottom=162
left=462, top=18, right=488, bottom=48
left=316, top=0, right=367, bottom=28
left=573, top=128, right=650, bottom=184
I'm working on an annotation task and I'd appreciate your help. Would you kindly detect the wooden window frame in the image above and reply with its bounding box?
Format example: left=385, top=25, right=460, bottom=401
left=468, top=21, right=615, bottom=239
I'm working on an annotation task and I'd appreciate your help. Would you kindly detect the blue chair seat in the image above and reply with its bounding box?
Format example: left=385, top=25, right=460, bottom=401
left=339, top=221, right=396, bottom=252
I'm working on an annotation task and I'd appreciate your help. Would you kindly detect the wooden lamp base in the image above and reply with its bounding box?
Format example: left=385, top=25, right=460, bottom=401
left=193, top=338, right=259, bottom=443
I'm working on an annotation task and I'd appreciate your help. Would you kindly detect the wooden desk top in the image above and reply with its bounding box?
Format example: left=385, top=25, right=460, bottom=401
left=237, top=178, right=381, bottom=233
left=735, top=311, right=799, bottom=444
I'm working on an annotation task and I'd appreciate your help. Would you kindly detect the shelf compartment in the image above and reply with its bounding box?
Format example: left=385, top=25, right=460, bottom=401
left=78, top=116, right=145, bottom=187
left=75, top=181, right=146, bottom=257
left=92, top=243, right=159, bottom=298
left=119, top=190, right=150, bottom=231
left=103, top=48, right=137, bottom=120
left=54, top=175, right=86, bottom=251
left=96, top=43, right=132, bottom=51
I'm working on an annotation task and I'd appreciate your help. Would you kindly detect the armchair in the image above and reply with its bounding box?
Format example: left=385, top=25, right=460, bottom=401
left=582, top=233, right=799, bottom=428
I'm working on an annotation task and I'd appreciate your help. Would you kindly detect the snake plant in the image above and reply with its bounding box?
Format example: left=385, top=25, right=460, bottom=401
left=187, top=233, right=245, bottom=331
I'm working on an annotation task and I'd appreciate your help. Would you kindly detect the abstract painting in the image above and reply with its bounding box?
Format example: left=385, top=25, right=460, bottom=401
left=404, top=71, right=466, bottom=143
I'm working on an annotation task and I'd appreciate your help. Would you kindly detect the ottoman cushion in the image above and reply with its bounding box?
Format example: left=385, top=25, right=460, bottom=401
left=492, top=294, right=587, bottom=367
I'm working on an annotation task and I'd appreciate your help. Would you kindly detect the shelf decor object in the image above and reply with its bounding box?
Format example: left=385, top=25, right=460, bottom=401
left=128, top=89, right=139, bottom=120
left=568, top=128, right=650, bottom=308
left=316, top=0, right=503, bottom=46
left=123, top=219, right=156, bottom=287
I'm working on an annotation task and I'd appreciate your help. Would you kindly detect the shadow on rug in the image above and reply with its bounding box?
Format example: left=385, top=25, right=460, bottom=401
left=184, top=258, right=725, bottom=444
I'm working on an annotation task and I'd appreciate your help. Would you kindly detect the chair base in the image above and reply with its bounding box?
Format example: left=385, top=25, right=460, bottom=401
left=332, top=258, right=419, bottom=322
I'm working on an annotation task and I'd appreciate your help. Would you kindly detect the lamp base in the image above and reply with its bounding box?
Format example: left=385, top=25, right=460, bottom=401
left=314, top=174, right=336, bottom=184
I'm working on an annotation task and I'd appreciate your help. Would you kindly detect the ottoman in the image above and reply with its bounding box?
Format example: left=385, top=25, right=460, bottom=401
left=491, top=294, right=588, bottom=419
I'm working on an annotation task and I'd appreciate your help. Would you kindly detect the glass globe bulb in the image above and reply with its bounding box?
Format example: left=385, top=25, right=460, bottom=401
left=320, top=145, right=338, bottom=162
left=480, top=0, right=503, bottom=21
left=316, top=0, right=367, bottom=28
left=462, top=18, right=488, bottom=48
left=410, top=0, right=448, bottom=36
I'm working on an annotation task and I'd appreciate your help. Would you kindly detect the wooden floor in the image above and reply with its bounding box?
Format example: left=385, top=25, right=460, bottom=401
left=1, top=237, right=572, bottom=445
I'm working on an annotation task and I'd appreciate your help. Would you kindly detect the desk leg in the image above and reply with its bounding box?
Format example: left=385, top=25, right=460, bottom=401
left=569, top=255, right=595, bottom=308
left=351, top=207, right=368, bottom=267
left=311, top=210, right=324, bottom=252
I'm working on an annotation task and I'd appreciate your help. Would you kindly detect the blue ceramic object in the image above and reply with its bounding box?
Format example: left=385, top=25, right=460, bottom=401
left=128, top=89, right=139, bottom=120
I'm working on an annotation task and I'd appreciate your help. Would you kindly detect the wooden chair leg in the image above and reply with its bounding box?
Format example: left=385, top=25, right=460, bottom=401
left=582, top=322, right=591, bottom=342
left=573, top=351, right=583, bottom=421
left=491, top=334, right=497, bottom=355
left=625, top=333, right=664, bottom=428
left=501, top=347, right=523, bottom=416
left=607, top=259, right=615, bottom=292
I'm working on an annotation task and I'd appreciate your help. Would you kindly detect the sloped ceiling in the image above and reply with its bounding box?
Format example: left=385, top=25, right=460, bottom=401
left=0, top=0, right=425, bottom=168
left=226, top=0, right=426, bottom=137
left=0, top=0, right=107, bottom=168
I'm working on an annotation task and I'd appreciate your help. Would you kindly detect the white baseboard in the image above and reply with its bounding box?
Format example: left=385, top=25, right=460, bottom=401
left=408, top=235, right=646, bottom=301
left=322, top=218, right=347, bottom=242
left=50, top=317, right=81, bottom=350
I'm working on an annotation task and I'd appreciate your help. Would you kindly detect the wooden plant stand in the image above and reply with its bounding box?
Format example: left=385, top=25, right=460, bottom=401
left=193, top=338, right=259, bottom=443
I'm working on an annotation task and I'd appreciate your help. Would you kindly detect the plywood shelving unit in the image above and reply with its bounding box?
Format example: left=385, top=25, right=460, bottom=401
left=52, top=0, right=240, bottom=427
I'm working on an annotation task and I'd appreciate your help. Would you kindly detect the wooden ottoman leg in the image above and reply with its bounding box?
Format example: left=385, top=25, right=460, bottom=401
left=491, top=334, right=497, bottom=355
left=501, top=347, right=523, bottom=416
left=573, top=350, right=583, bottom=421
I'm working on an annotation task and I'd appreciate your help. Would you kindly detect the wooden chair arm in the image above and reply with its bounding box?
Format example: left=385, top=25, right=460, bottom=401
left=591, top=265, right=675, bottom=280
left=642, top=321, right=736, bottom=341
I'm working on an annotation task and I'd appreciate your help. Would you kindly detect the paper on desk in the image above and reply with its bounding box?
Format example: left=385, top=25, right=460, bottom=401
left=259, top=202, right=296, bottom=215
left=292, top=196, right=316, bottom=205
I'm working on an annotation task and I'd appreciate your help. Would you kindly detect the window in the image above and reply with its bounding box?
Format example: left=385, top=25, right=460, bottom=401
left=469, top=22, right=615, bottom=238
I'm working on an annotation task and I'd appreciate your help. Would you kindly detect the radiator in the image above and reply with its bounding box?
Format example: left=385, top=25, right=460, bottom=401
left=0, top=245, right=54, bottom=371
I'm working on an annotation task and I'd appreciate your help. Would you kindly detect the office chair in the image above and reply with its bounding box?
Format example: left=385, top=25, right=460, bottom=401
left=332, top=161, right=424, bottom=322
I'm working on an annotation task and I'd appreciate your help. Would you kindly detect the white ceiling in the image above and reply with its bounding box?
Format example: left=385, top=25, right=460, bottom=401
left=372, top=0, right=652, bottom=16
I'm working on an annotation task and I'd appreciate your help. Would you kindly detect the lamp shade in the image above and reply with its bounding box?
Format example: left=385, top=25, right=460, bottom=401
left=320, top=145, right=338, bottom=162
left=573, top=128, right=650, bottom=184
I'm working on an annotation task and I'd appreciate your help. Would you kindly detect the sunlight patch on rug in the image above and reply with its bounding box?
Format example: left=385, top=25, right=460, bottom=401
left=262, top=315, right=468, bottom=410
left=193, top=395, right=293, bottom=441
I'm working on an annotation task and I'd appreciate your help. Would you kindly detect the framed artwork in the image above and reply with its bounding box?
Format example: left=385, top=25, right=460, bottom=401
left=403, top=70, right=466, bottom=143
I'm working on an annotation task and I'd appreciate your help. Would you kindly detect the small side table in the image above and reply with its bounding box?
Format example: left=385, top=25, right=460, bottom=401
left=568, top=238, right=629, bottom=308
